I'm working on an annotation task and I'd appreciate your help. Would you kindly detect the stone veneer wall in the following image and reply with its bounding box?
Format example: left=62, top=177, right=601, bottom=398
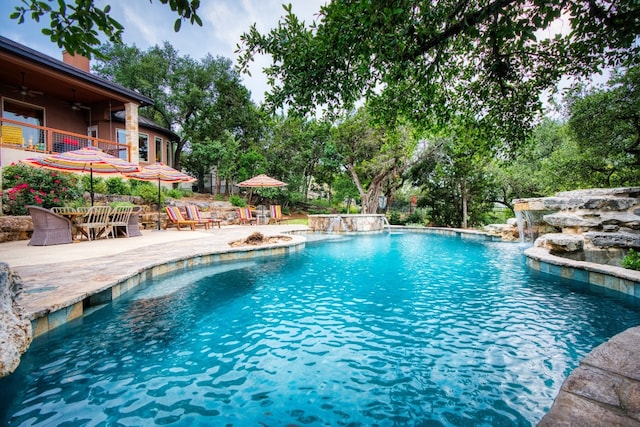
left=308, top=214, right=389, bottom=233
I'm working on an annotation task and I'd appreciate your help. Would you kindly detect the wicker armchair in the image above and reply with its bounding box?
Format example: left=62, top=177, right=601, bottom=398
left=127, top=206, right=143, bottom=237
left=27, top=205, right=73, bottom=246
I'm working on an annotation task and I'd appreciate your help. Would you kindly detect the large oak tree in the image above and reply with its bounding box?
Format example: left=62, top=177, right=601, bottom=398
left=238, top=1, right=640, bottom=145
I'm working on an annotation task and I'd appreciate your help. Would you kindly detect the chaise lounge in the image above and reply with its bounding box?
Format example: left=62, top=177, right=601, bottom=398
left=164, top=206, right=198, bottom=231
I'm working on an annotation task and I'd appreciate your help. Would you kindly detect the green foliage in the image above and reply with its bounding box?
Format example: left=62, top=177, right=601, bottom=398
left=80, top=174, right=107, bottom=195
left=166, top=189, right=184, bottom=199
left=404, top=212, right=425, bottom=226
left=565, top=67, right=640, bottom=187
left=109, top=201, right=134, bottom=208
left=105, top=177, right=130, bottom=195
left=10, top=1, right=202, bottom=58
left=387, top=211, right=404, bottom=225
left=131, top=182, right=164, bottom=205
left=2, top=164, right=82, bottom=215
left=238, top=0, right=640, bottom=145
left=229, top=195, right=246, bottom=207
left=622, top=249, right=640, bottom=271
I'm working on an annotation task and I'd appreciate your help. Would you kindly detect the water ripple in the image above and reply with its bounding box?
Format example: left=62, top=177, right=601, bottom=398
left=1, top=234, right=639, bottom=426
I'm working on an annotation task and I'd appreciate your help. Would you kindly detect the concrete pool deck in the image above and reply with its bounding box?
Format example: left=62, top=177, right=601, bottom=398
left=2, top=225, right=640, bottom=425
left=1, top=224, right=309, bottom=332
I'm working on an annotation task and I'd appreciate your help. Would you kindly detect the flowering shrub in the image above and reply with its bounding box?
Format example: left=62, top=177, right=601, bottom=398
left=2, top=164, right=82, bottom=215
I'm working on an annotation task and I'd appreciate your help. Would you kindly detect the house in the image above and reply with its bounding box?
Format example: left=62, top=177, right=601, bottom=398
left=0, top=36, right=179, bottom=168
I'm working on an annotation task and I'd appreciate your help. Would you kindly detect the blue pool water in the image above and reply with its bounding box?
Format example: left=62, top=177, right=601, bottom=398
left=1, top=233, right=640, bottom=426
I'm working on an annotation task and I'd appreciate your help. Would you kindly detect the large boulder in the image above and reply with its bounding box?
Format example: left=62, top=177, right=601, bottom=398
left=0, top=215, right=32, bottom=243
left=0, top=263, right=33, bottom=378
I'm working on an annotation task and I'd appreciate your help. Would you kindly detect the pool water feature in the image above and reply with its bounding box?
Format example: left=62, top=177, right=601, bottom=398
left=1, top=233, right=639, bottom=426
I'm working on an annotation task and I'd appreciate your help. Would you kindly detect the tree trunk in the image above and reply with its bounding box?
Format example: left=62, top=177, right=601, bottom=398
left=461, top=181, right=468, bottom=229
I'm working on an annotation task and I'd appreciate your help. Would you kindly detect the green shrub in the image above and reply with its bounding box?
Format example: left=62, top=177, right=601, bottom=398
left=622, top=249, right=640, bottom=271
left=2, top=164, right=82, bottom=215
left=388, top=211, right=404, bottom=225
left=105, top=177, right=130, bottom=195
left=405, top=212, right=425, bottom=226
left=132, top=182, right=164, bottom=205
left=109, top=201, right=134, bottom=208
left=166, top=189, right=184, bottom=199
left=229, top=195, right=246, bottom=207
left=80, top=174, right=108, bottom=195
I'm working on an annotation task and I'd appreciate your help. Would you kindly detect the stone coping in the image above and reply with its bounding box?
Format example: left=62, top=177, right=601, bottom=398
left=538, top=326, right=640, bottom=425
left=7, top=225, right=309, bottom=336
left=7, top=225, right=640, bottom=424
left=525, top=246, right=640, bottom=297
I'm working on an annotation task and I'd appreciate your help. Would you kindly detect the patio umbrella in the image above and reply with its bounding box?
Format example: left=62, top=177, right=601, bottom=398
left=237, top=174, right=287, bottom=222
left=125, top=162, right=196, bottom=230
left=21, top=146, right=139, bottom=206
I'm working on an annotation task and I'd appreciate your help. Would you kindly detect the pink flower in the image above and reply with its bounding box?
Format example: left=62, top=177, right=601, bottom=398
left=35, top=195, right=43, bottom=204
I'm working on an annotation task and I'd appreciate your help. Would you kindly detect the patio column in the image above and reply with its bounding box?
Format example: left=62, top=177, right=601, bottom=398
left=125, top=102, right=140, bottom=164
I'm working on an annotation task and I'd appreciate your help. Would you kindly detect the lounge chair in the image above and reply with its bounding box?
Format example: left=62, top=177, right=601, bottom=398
left=269, top=205, right=290, bottom=224
left=164, top=206, right=198, bottom=231
left=185, top=205, right=221, bottom=229
left=237, top=207, right=257, bottom=225
left=27, top=205, right=73, bottom=246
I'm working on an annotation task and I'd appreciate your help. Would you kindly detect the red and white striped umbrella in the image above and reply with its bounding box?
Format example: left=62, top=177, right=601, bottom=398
left=237, top=174, right=287, bottom=188
left=21, top=146, right=139, bottom=206
left=126, top=163, right=196, bottom=230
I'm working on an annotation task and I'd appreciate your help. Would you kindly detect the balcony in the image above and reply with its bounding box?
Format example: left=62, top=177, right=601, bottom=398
left=0, top=117, right=132, bottom=161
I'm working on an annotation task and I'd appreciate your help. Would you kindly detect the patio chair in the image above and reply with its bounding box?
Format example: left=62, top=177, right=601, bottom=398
left=109, top=206, right=134, bottom=238
left=77, top=206, right=112, bottom=240
left=185, top=205, right=221, bottom=229
left=1, top=125, right=25, bottom=147
left=237, top=207, right=257, bottom=225
left=269, top=205, right=290, bottom=224
left=27, top=205, right=73, bottom=246
left=164, top=206, right=198, bottom=231
left=127, top=206, right=143, bottom=237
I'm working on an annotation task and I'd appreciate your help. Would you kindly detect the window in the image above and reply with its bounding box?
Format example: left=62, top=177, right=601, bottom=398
left=155, top=136, right=162, bottom=162
left=139, top=133, right=149, bottom=162
left=116, top=128, right=128, bottom=160
left=166, top=140, right=172, bottom=165
left=2, top=98, right=45, bottom=149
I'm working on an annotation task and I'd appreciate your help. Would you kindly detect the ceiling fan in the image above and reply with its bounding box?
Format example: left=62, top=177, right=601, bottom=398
left=2, top=72, right=43, bottom=98
left=70, top=89, right=90, bottom=111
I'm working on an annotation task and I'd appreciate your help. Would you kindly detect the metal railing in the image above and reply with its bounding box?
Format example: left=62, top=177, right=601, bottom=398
left=0, top=117, right=132, bottom=161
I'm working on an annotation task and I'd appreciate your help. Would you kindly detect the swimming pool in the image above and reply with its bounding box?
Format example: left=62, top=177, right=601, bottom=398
left=1, top=233, right=639, bottom=426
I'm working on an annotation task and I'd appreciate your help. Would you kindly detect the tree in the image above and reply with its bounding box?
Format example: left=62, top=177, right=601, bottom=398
left=262, top=115, right=331, bottom=201
left=94, top=43, right=259, bottom=176
left=238, top=1, right=640, bottom=145
left=565, top=66, right=640, bottom=187
left=409, top=124, right=494, bottom=228
left=9, top=0, right=202, bottom=57
left=331, top=108, right=419, bottom=214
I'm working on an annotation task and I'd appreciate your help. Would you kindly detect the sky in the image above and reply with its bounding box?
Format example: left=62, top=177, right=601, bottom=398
left=0, top=0, right=326, bottom=104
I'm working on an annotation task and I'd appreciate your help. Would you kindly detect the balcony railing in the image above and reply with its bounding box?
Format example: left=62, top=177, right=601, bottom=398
left=0, top=117, right=132, bottom=161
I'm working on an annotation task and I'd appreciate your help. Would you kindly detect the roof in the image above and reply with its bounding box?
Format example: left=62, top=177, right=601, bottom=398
left=0, top=35, right=153, bottom=107
left=112, top=110, right=180, bottom=141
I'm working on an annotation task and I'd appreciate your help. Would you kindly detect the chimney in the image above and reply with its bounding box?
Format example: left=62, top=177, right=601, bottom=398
left=62, top=51, right=90, bottom=72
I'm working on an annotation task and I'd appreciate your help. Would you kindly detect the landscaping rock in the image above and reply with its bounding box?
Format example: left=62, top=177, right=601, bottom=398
left=0, top=263, right=32, bottom=378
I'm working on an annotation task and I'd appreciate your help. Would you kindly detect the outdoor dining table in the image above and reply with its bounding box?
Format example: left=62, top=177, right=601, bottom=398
left=54, top=210, right=89, bottom=241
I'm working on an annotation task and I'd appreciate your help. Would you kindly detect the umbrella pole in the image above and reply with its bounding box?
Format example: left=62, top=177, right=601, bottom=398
left=157, top=178, right=161, bottom=231
left=90, top=166, right=94, bottom=206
